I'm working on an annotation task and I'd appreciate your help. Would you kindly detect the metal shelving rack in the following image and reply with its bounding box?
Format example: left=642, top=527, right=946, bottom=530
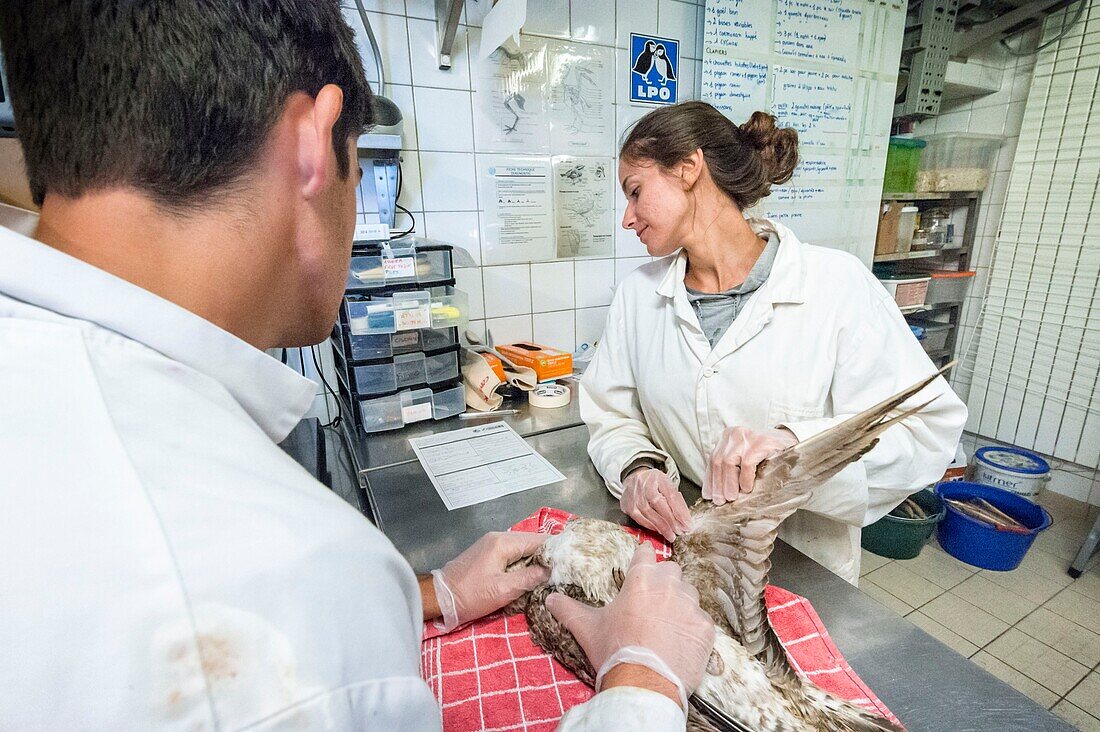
left=875, top=190, right=982, bottom=369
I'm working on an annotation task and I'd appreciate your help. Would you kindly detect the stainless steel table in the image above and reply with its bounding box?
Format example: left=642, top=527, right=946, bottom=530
left=321, top=409, right=1071, bottom=732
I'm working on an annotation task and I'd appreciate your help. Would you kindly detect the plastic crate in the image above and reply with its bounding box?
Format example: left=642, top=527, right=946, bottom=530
left=883, top=137, right=926, bottom=193
left=346, top=240, right=454, bottom=292
left=343, top=287, right=468, bottom=336
left=925, top=270, right=975, bottom=304
left=340, top=378, right=465, bottom=433
left=915, top=133, right=1002, bottom=192
left=333, top=323, right=459, bottom=363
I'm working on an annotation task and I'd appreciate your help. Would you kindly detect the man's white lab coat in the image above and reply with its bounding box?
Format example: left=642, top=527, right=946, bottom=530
left=0, top=224, right=684, bottom=730
left=580, top=219, right=967, bottom=584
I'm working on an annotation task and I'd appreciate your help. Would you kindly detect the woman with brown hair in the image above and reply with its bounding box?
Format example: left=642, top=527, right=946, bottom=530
left=580, top=101, right=967, bottom=584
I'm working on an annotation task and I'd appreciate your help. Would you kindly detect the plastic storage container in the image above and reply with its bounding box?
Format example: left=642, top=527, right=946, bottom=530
left=334, top=324, right=459, bottom=363
left=918, top=323, right=952, bottom=352
left=346, top=243, right=454, bottom=291
left=883, top=137, right=926, bottom=193
left=915, top=133, right=1002, bottom=192
left=343, top=287, right=468, bottom=336
left=897, top=206, right=919, bottom=252
left=342, top=380, right=466, bottom=433
left=879, top=275, right=930, bottom=308
left=934, top=481, right=1051, bottom=571
left=343, top=348, right=460, bottom=396
left=861, top=488, right=946, bottom=559
left=924, top=270, right=975, bottom=304
left=967, top=446, right=1051, bottom=499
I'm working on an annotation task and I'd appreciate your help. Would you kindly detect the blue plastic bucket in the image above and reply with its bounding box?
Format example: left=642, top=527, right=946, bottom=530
left=934, top=481, right=1051, bottom=571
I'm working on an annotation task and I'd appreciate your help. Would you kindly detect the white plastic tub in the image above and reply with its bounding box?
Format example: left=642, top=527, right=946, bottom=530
left=880, top=276, right=931, bottom=308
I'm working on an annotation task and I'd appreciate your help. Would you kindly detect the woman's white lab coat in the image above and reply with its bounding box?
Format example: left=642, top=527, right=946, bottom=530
left=580, top=219, right=967, bottom=584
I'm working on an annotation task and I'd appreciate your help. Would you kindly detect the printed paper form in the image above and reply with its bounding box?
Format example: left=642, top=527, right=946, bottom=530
left=478, top=155, right=555, bottom=264
left=410, top=421, right=566, bottom=511
left=775, top=0, right=863, bottom=66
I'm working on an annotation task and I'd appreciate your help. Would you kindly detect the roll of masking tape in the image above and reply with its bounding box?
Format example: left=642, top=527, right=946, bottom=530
left=529, top=383, right=570, bottom=409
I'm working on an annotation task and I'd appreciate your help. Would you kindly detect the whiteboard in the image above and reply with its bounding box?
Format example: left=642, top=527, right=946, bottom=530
left=702, top=0, right=906, bottom=262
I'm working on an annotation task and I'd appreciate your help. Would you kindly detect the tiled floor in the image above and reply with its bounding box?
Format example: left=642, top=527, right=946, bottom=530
left=857, top=491, right=1100, bottom=730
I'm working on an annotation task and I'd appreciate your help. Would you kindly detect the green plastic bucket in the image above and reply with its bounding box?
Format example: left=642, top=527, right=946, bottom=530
left=861, top=488, right=946, bottom=559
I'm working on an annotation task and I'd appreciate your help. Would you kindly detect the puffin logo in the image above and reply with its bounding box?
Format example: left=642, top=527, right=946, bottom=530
left=629, top=33, right=679, bottom=106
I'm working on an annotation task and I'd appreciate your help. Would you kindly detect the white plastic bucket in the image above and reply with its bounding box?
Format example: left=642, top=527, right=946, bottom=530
left=966, top=446, right=1051, bottom=499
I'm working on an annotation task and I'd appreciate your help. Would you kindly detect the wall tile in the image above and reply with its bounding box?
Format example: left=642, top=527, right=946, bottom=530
left=575, top=258, right=616, bottom=307
left=485, top=314, right=533, bottom=344
left=571, top=0, right=617, bottom=44
left=576, top=305, right=610, bottom=345
left=387, top=84, right=419, bottom=150
left=617, top=0, right=659, bottom=50
left=454, top=267, right=485, bottom=319
left=414, top=87, right=475, bottom=151
left=614, top=256, right=650, bottom=286
left=483, top=264, right=533, bottom=317
left=657, top=0, right=701, bottom=59
left=533, top=310, right=577, bottom=351
left=396, top=149, right=424, bottom=212
left=531, top=261, right=576, bottom=312
left=344, top=9, right=413, bottom=87
left=615, top=223, right=649, bottom=257
left=525, top=0, right=571, bottom=39
left=419, top=152, right=478, bottom=210
left=408, top=17, right=471, bottom=90
left=425, top=210, right=482, bottom=264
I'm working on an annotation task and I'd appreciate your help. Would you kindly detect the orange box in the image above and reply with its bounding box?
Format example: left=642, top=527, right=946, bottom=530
left=497, top=342, right=573, bottom=382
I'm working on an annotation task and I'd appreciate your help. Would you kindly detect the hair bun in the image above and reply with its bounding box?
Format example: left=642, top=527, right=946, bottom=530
left=738, top=111, right=799, bottom=186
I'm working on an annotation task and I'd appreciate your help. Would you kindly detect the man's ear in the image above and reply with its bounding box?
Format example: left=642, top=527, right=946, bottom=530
left=299, top=84, right=345, bottom=199
left=677, top=148, right=705, bottom=191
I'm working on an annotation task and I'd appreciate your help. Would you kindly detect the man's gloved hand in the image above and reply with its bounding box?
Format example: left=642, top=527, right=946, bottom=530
left=703, top=426, right=798, bottom=505
left=620, top=468, right=692, bottom=542
left=545, top=544, right=715, bottom=709
left=431, top=531, right=549, bottom=631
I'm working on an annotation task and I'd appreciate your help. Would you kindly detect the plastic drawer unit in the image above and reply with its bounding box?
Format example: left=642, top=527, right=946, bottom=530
left=343, top=287, right=468, bottom=336
left=346, top=240, right=453, bottom=292
left=335, top=345, right=461, bottom=397
left=333, top=322, right=459, bottom=363
left=339, top=377, right=466, bottom=433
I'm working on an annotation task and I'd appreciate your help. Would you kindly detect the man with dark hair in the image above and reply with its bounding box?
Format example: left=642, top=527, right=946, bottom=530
left=0, top=2, right=712, bottom=729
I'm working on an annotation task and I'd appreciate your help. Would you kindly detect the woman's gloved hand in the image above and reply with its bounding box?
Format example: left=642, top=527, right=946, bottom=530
left=431, top=531, right=550, bottom=631
left=703, top=426, right=798, bottom=505
left=545, top=544, right=715, bottom=709
left=620, top=468, right=693, bottom=542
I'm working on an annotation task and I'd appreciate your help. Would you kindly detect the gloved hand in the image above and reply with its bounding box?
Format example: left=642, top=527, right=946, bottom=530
left=703, top=426, right=798, bottom=505
left=620, top=468, right=692, bottom=542
left=545, top=544, right=715, bottom=709
left=431, top=531, right=550, bottom=631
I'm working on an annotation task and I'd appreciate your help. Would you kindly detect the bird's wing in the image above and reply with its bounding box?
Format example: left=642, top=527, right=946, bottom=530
left=674, top=365, right=950, bottom=671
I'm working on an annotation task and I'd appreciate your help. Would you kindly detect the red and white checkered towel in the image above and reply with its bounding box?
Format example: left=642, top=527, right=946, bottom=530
left=421, top=507, right=901, bottom=732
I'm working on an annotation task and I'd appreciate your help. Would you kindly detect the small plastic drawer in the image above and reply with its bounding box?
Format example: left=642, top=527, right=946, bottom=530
left=431, top=384, right=467, bottom=419
left=337, top=324, right=459, bottom=362
left=349, top=360, right=398, bottom=395
left=429, top=289, right=469, bottom=328
left=345, top=297, right=396, bottom=335
left=346, top=246, right=453, bottom=290
left=919, top=323, right=952, bottom=352
left=355, top=392, right=405, bottom=433
left=424, top=349, right=460, bottom=384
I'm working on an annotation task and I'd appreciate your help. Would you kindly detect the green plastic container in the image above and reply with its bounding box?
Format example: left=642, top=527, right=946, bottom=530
left=861, top=488, right=945, bottom=559
left=883, top=137, right=926, bottom=193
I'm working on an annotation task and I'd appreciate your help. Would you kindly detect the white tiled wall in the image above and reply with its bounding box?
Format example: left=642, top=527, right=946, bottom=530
left=344, top=0, right=705, bottom=359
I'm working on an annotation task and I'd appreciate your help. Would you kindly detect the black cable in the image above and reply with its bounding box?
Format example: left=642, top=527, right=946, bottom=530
left=280, top=348, right=289, bottom=365
left=311, top=344, right=343, bottom=429
left=391, top=162, right=415, bottom=238
left=1000, top=0, right=1085, bottom=57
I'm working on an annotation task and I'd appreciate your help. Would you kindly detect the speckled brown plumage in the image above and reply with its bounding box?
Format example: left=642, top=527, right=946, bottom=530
left=514, top=370, right=947, bottom=731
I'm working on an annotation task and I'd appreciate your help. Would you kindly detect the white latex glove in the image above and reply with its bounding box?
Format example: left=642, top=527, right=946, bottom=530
left=703, top=426, right=798, bottom=505
left=431, top=531, right=550, bottom=631
left=620, top=468, right=693, bottom=542
left=545, top=544, right=715, bottom=708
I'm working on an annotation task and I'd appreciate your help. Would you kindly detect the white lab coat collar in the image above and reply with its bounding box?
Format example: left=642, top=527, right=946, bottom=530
left=654, top=217, right=807, bottom=305
left=0, top=225, right=315, bottom=442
